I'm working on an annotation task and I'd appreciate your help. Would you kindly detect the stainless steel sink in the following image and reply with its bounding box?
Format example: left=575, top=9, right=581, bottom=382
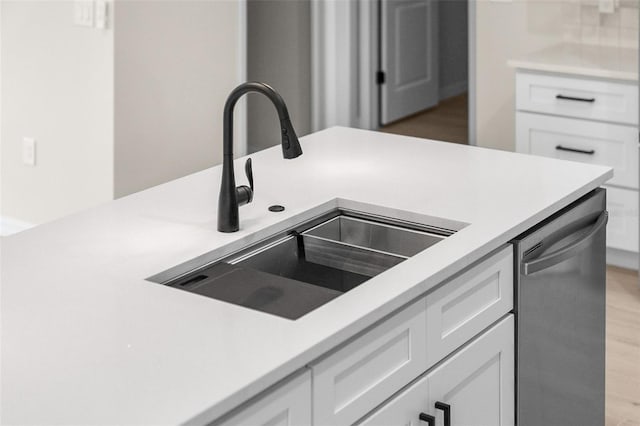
left=154, top=209, right=454, bottom=319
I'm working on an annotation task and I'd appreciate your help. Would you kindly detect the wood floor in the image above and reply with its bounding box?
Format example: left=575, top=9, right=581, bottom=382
left=606, top=266, right=640, bottom=426
left=380, top=93, right=469, bottom=145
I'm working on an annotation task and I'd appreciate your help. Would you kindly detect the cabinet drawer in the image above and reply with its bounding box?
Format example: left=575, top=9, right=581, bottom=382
left=425, top=246, right=513, bottom=368
left=516, top=72, right=638, bottom=125
left=312, top=300, right=427, bottom=426
left=604, top=185, right=639, bottom=253
left=219, top=370, right=311, bottom=426
left=516, top=112, right=638, bottom=189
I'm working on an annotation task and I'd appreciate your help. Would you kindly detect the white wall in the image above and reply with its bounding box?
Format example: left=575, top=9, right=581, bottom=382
left=475, top=0, right=567, bottom=152
left=247, top=0, right=311, bottom=154
left=439, top=0, right=468, bottom=100
left=0, top=0, right=241, bottom=230
left=1, top=0, right=114, bottom=225
left=114, top=0, right=240, bottom=198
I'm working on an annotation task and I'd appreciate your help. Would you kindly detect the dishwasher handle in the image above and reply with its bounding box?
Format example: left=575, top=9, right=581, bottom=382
left=522, top=211, right=608, bottom=276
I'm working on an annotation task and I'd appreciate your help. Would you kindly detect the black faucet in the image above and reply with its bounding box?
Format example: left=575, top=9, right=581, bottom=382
left=218, top=82, right=303, bottom=233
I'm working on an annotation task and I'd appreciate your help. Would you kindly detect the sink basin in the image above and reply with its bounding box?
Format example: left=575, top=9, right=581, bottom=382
left=153, top=209, right=454, bottom=319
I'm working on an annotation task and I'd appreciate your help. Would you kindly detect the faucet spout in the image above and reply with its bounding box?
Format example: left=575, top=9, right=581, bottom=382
left=218, top=82, right=303, bottom=233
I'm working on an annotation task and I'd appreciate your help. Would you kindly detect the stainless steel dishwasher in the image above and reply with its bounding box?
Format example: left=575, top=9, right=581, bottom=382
left=513, top=188, right=607, bottom=426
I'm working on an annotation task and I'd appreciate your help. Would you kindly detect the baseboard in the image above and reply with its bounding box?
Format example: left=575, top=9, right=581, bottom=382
left=607, top=247, right=639, bottom=271
left=439, top=81, right=468, bottom=102
left=0, top=216, right=35, bottom=236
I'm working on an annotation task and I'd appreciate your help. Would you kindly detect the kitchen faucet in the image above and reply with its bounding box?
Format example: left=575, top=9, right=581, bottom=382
left=218, top=82, right=303, bottom=233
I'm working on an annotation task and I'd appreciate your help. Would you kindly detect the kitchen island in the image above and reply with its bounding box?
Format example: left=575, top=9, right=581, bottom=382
left=1, top=127, right=612, bottom=425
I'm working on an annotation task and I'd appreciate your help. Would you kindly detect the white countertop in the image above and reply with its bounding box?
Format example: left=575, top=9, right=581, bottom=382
left=0, top=127, right=612, bottom=425
left=508, top=43, right=639, bottom=81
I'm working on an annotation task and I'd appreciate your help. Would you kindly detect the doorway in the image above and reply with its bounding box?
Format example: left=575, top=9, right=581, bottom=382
left=378, top=0, right=469, bottom=144
left=311, top=0, right=473, bottom=145
left=380, top=94, right=468, bottom=144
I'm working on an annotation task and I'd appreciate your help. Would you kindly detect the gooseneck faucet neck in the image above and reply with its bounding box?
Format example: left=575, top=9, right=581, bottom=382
left=218, top=82, right=303, bottom=233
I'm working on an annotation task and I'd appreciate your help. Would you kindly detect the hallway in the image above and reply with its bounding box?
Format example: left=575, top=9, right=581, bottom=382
left=380, top=93, right=468, bottom=145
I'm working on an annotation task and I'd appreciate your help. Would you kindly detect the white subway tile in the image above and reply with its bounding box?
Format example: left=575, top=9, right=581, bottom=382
left=620, top=27, right=639, bottom=48
left=601, top=10, right=620, bottom=27
left=581, top=5, right=600, bottom=26
left=562, top=1, right=582, bottom=25
left=581, top=24, right=600, bottom=44
left=563, top=24, right=583, bottom=43
left=620, top=7, right=639, bottom=29
left=598, top=25, right=620, bottom=45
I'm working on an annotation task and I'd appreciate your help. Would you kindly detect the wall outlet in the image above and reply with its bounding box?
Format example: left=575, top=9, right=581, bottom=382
left=22, top=138, right=36, bottom=167
left=74, top=0, right=94, bottom=27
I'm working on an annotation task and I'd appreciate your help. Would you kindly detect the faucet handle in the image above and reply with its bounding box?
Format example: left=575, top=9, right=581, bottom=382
left=245, top=158, right=254, bottom=192
left=236, top=158, right=254, bottom=206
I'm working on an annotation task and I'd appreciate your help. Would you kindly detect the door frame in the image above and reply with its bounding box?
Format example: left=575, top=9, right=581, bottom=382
left=311, top=0, right=477, bottom=145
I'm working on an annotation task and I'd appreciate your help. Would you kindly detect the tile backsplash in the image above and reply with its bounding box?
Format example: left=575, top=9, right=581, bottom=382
left=562, top=0, right=639, bottom=48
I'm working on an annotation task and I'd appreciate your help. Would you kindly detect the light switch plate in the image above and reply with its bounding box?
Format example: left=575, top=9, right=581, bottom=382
left=74, top=0, right=94, bottom=27
left=95, top=0, right=108, bottom=29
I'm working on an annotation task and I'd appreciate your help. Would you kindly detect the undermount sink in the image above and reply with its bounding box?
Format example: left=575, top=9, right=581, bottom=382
left=152, top=209, right=455, bottom=320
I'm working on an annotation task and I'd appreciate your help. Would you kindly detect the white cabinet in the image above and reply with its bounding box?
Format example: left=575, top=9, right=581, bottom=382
left=311, top=246, right=514, bottom=426
left=606, top=186, right=639, bottom=252
left=220, top=250, right=516, bottom=425
left=360, top=315, right=515, bottom=426
left=218, top=370, right=311, bottom=426
left=425, top=246, right=513, bottom=368
left=516, top=72, right=638, bottom=125
left=515, top=70, right=639, bottom=267
left=312, top=300, right=428, bottom=426
left=357, top=370, right=430, bottom=426
left=516, top=112, right=638, bottom=189
left=427, top=315, right=514, bottom=426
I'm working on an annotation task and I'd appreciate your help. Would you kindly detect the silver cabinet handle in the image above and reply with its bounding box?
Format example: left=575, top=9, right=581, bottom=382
left=522, top=211, right=608, bottom=275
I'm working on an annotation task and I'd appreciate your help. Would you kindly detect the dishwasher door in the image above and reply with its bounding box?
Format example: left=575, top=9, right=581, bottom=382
left=515, top=188, right=607, bottom=426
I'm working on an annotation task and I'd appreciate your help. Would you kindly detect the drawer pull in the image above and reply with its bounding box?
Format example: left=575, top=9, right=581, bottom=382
left=419, top=412, right=436, bottom=425
left=435, top=402, right=451, bottom=426
left=555, top=145, right=595, bottom=155
left=556, top=94, right=595, bottom=103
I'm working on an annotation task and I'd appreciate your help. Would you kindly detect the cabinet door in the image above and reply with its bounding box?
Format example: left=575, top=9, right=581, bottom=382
left=359, top=315, right=514, bottom=426
left=219, top=370, right=311, bottom=426
left=425, top=246, right=513, bottom=369
left=427, top=315, right=514, bottom=426
left=312, top=300, right=427, bottom=426
left=358, top=373, right=430, bottom=426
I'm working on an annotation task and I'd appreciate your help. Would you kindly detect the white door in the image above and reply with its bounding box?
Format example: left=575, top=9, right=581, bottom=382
left=380, top=0, right=439, bottom=125
left=427, top=315, right=515, bottom=426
